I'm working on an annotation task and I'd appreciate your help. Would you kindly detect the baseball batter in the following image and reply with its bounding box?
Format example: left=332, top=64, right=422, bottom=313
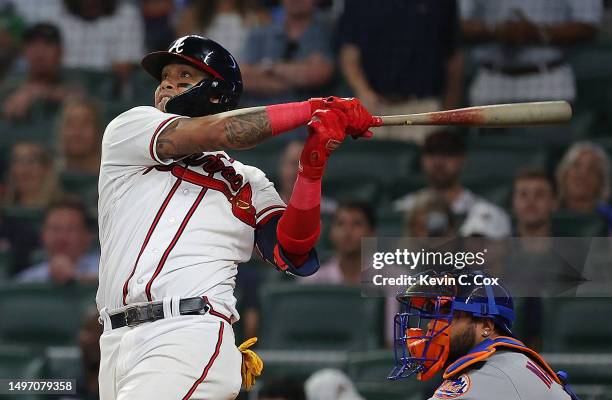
left=389, top=270, right=580, bottom=400
left=95, top=35, right=373, bottom=400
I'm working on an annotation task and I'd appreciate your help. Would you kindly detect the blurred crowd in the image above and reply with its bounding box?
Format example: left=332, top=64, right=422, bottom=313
left=0, top=0, right=611, bottom=398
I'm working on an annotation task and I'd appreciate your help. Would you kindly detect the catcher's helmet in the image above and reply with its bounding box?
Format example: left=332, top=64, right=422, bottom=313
left=388, top=269, right=514, bottom=381
left=141, top=35, right=243, bottom=117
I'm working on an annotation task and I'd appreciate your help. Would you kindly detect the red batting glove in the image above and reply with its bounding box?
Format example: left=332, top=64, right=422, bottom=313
left=299, top=109, right=348, bottom=180
left=308, top=96, right=377, bottom=138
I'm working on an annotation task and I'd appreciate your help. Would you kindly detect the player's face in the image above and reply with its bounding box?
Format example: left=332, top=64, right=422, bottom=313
left=330, top=208, right=374, bottom=257
left=422, top=154, right=465, bottom=190
left=155, top=63, right=209, bottom=111
left=513, top=178, right=556, bottom=227
left=564, top=150, right=603, bottom=203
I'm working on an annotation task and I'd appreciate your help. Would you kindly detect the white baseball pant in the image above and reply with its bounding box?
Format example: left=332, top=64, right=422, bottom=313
left=98, top=299, right=242, bottom=400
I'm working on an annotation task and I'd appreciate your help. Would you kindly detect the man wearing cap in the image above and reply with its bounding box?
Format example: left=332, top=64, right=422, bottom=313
left=393, top=130, right=510, bottom=239
left=2, top=22, right=76, bottom=121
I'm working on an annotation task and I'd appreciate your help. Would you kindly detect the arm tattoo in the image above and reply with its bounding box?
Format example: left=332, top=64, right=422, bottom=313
left=224, top=110, right=272, bottom=148
left=155, top=119, right=181, bottom=160
left=156, top=108, right=272, bottom=160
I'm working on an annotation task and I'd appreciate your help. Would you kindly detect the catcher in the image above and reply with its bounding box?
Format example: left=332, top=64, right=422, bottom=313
left=95, top=35, right=373, bottom=400
left=389, top=270, right=580, bottom=400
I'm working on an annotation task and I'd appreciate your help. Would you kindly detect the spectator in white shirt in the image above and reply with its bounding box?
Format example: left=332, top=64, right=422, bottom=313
left=394, top=130, right=511, bottom=239
left=460, top=0, right=602, bottom=105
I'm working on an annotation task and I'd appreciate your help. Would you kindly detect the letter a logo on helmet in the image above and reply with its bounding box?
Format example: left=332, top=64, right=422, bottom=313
left=168, top=36, right=187, bottom=54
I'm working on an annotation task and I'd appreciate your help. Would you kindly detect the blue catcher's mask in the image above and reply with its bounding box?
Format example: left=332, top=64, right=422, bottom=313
left=388, top=270, right=515, bottom=381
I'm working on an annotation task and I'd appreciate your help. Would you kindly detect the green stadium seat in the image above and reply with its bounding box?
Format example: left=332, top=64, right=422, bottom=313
left=542, top=352, right=612, bottom=390
left=226, top=140, right=288, bottom=183
left=569, top=45, right=612, bottom=82
left=0, top=119, right=55, bottom=149
left=462, top=148, right=547, bottom=181
left=376, top=210, right=404, bottom=237
left=385, top=174, right=427, bottom=206
left=347, top=350, right=426, bottom=400
left=464, top=177, right=512, bottom=209
left=347, top=349, right=422, bottom=390
left=322, top=178, right=381, bottom=204
left=59, top=171, right=99, bottom=212
left=256, top=349, right=348, bottom=383
left=65, top=68, right=116, bottom=101
left=0, top=250, right=12, bottom=282
left=0, top=345, right=44, bottom=400
left=43, top=346, right=82, bottom=380
left=2, top=207, right=45, bottom=234
left=258, top=284, right=384, bottom=351
left=0, top=345, right=44, bottom=378
left=551, top=212, right=607, bottom=236
left=542, top=298, right=612, bottom=353
left=323, top=141, right=418, bottom=185
left=0, top=283, right=97, bottom=347
left=129, top=68, right=159, bottom=106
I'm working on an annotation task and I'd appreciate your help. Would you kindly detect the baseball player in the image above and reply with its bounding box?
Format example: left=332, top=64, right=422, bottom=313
left=95, top=35, right=373, bottom=400
left=389, top=270, right=580, bottom=400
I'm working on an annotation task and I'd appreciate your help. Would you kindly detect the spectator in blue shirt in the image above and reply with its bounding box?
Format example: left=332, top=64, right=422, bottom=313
left=240, top=0, right=334, bottom=108
left=17, top=197, right=99, bottom=283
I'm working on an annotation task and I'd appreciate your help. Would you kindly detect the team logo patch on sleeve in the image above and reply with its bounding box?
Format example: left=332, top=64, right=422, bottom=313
left=433, top=374, right=472, bottom=399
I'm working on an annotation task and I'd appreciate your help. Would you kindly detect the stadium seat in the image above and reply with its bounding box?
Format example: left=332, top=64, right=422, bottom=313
left=2, top=207, right=45, bottom=234
left=256, top=349, right=348, bottom=384
left=65, top=68, right=116, bottom=101
left=59, top=171, right=99, bottom=212
left=347, top=350, right=426, bottom=400
left=462, top=148, right=548, bottom=181
left=43, top=346, right=82, bottom=380
left=0, top=251, right=11, bottom=282
left=324, top=140, right=419, bottom=186
left=258, top=284, right=384, bottom=351
left=385, top=174, right=427, bottom=205
left=226, top=140, right=288, bottom=183
left=464, top=176, right=512, bottom=208
left=0, top=345, right=44, bottom=400
left=551, top=212, right=608, bottom=236
left=322, top=178, right=381, bottom=204
left=542, top=298, right=612, bottom=353
left=0, top=283, right=97, bottom=347
left=376, top=210, right=404, bottom=236
left=0, top=345, right=44, bottom=378
left=0, top=118, right=55, bottom=150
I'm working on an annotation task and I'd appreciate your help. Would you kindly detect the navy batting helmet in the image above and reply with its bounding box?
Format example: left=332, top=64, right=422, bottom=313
left=141, top=35, right=243, bottom=117
left=388, top=269, right=514, bottom=381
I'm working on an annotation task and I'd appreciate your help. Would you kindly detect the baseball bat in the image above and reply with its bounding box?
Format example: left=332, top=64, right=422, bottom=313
left=373, top=101, right=572, bottom=127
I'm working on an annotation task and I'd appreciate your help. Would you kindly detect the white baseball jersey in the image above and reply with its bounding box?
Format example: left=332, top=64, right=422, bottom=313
left=96, top=106, right=286, bottom=320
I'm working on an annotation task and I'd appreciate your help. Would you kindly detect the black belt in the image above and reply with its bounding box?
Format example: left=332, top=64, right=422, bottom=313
left=109, top=297, right=210, bottom=329
left=482, top=59, right=566, bottom=76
